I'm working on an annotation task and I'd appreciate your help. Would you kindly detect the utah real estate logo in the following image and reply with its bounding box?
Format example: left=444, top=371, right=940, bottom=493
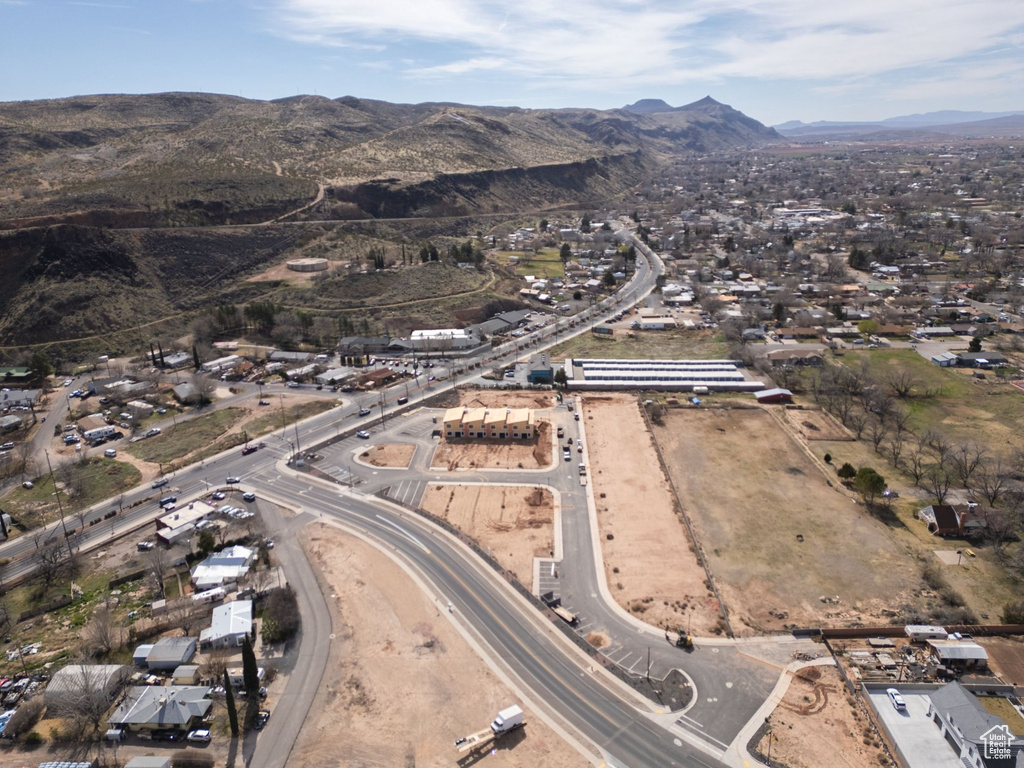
left=981, top=723, right=1013, bottom=762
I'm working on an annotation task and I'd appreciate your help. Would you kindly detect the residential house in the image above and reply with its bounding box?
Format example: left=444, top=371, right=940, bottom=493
left=926, top=641, right=989, bottom=672
left=926, top=681, right=1024, bottom=768
left=107, top=685, right=212, bottom=734
left=918, top=504, right=983, bottom=537
left=765, top=349, right=823, bottom=367
left=200, top=599, right=253, bottom=649
left=191, top=545, right=254, bottom=590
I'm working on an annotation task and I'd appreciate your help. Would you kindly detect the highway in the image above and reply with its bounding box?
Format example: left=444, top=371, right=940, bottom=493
left=251, top=470, right=729, bottom=768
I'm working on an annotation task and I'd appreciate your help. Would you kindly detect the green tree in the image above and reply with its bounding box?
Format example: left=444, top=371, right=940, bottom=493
left=242, top=636, right=260, bottom=728
left=854, top=466, right=886, bottom=506
left=837, top=462, right=856, bottom=479
left=848, top=247, right=869, bottom=270
left=968, top=336, right=982, bottom=353
left=602, top=270, right=616, bottom=287
left=857, top=319, right=880, bottom=336
left=580, top=213, right=591, bottom=233
left=559, top=243, right=572, bottom=263
left=772, top=302, right=786, bottom=323
left=573, top=290, right=583, bottom=301
left=224, top=669, right=239, bottom=737
left=28, top=351, right=52, bottom=382
left=192, top=345, right=201, bottom=371
left=198, top=530, right=215, bottom=556
left=538, top=219, right=549, bottom=232
left=553, top=368, right=568, bottom=389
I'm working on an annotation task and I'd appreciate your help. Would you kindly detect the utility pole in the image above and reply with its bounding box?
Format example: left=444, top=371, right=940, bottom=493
left=378, top=390, right=387, bottom=427
left=44, top=450, right=73, bottom=558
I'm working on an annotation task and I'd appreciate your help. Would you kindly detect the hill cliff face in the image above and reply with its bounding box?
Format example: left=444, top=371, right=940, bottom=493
left=0, top=92, right=778, bottom=226
left=0, top=92, right=778, bottom=349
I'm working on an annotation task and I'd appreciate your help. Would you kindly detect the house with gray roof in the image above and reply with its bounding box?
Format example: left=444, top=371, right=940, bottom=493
left=927, top=681, right=1024, bottom=767
left=108, top=685, right=212, bottom=733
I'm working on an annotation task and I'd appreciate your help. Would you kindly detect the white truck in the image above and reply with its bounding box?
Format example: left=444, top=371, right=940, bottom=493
left=454, top=705, right=524, bottom=753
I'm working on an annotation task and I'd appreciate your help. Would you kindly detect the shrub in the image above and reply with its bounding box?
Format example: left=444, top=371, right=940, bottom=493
left=24, top=731, right=43, bottom=747
left=824, top=453, right=832, bottom=464
left=172, top=756, right=215, bottom=768
left=261, top=585, right=300, bottom=644
left=837, top=462, right=856, bottom=479
left=5, top=697, right=44, bottom=738
left=1001, top=600, right=1024, bottom=624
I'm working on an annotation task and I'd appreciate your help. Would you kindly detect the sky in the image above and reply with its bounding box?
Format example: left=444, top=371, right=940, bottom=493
left=2, top=0, right=1023, bottom=125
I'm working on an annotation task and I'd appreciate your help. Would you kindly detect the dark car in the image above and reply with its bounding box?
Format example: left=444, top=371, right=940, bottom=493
left=255, top=709, right=270, bottom=730
left=241, top=445, right=258, bottom=456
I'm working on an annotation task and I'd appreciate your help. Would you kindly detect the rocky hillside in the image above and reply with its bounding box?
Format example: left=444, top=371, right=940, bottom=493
left=0, top=93, right=778, bottom=226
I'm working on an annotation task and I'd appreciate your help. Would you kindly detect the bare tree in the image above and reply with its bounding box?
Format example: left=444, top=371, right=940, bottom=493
left=82, top=600, right=125, bottom=657
left=869, top=419, right=889, bottom=453
left=886, top=369, right=920, bottom=399
left=167, top=598, right=203, bottom=636
left=846, top=410, right=868, bottom=439
left=201, top=646, right=233, bottom=683
left=58, top=660, right=126, bottom=738
left=950, top=443, right=987, bottom=490
left=974, top=459, right=1012, bottom=506
left=144, top=546, right=170, bottom=599
left=927, top=466, right=954, bottom=505
left=923, top=429, right=952, bottom=465
left=900, top=451, right=928, bottom=486
left=890, top=407, right=913, bottom=440
left=35, top=537, right=75, bottom=593
left=887, top=433, right=905, bottom=466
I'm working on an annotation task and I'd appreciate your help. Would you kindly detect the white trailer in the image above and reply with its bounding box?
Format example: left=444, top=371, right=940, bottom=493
left=454, top=705, right=525, bottom=753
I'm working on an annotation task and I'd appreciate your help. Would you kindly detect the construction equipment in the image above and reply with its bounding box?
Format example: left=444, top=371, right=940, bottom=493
left=454, top=705, right=525, bottom=753
left=676, top=630, right=694, bottom=649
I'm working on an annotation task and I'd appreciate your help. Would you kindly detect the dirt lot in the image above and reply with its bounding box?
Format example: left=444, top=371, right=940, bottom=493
left=757, top=666, right=893, bottom=768
left=360, top=442, right=416, bottom=468
left=460, top=390, right=556, bottom=410
left=653, top=407, right=923, bottom=635
left=420, top=484, right=554, bottom=589
left=294, top=524, right=588, bottom=768
left=981, top=636, right=1024, bottom=685
left=581, top=394, right=720, bottom=636
left=432, top=422, right=552, bottom=471
left=782, top=406, right=853, bottom=442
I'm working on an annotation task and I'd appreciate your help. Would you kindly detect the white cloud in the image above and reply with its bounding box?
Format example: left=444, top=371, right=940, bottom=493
left=268, top=0, right=1024, bottom=98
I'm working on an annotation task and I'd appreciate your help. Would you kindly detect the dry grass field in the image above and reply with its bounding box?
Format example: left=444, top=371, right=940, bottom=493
left=360, top=443, right=416, bottom=468
left=653, top=407, right=924, bottom=634
left=420, top=484, right=555, bottom=588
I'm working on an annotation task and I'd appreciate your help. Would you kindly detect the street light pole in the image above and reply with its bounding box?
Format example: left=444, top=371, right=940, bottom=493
left=44, top=450, right=73, bottom=558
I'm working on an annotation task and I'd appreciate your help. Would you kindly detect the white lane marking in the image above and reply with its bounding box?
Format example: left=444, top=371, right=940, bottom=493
left=374, top=514, right=430, bottom=553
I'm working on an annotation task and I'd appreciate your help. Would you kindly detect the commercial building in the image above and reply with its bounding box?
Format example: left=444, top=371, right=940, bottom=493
left=409, top=329, right=482, bottom=351
left=442, top=407, right=537, bottom=440
left=564, top=358, right=764, bottom=392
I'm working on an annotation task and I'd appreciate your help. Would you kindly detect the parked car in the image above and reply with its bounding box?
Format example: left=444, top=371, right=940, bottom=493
left=146, top=427, right=161, bottom=437
left=356, top=430, right=371, bottom=439
left=21, top=481, right=33, bottom=489
left=242, top=492, right=256, bottom=502
left=187, top=728, right=211, bottom=743
left=258, top=399, right=271, bottom=406
left=887, top=688, right=907, bottom=711
left=104, top=448, right=117, bottom=458
left=254, top=709, right=270, bottom=730
left=62, top=379, right=73, bottom=387
left=137, top=541, right=155, bottom=552
left=211, top=491, right=226, bottom=501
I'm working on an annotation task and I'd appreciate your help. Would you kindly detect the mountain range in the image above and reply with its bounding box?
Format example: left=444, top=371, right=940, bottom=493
left=775, top=109, right=1024, bottom=140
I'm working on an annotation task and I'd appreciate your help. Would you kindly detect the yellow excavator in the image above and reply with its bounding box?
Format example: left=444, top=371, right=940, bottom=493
left=676, top=630, right=693, bottom=650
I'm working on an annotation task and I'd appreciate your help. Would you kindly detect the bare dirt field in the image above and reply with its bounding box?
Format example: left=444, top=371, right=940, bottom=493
left=581, top=394, right=720, bottom=636
left=460, top=390, right=556, bottom=410
left=653, top=407, right=923, bottom=634
left=757, top=666, right=893, bottom=768
left=431, top=423, right=552, bottom=471
left=782, top=406, right=853, bottom=442
left=246, top=258, right=346, bottom=283
left=360, top=442, right=416, bottom=468
left=420, top=484, right=554, bottom=588
left=981, top=637, right=1024, bottom=685
left=294, top=524, right=588, bottom=768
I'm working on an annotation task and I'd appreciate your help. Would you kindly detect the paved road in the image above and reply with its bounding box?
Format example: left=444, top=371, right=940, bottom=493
left=247, top=470, right=731, bottom=768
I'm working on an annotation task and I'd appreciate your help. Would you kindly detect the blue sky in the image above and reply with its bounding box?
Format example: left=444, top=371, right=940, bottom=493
left=2, top=0, right=1023, bottom=125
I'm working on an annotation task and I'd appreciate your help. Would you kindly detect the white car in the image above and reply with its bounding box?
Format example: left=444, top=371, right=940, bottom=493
left=887, top=688, right=907, bottom=710
left=63, top=379, right=73, bottom=387
left=104, top=448, right=117, bottom=458
left=356, top=430, right=371, bottom=439
left=187, top=728, right=211, bottom=742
